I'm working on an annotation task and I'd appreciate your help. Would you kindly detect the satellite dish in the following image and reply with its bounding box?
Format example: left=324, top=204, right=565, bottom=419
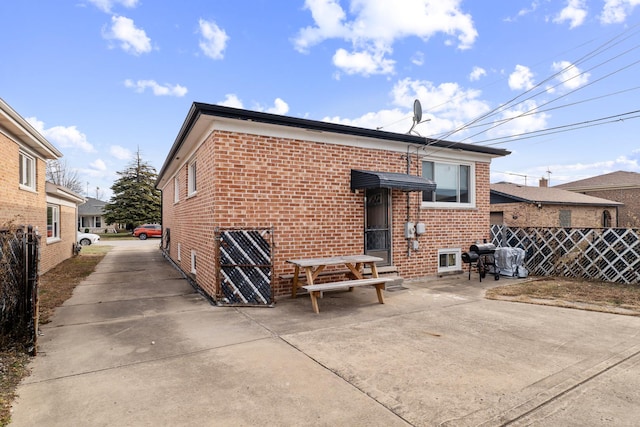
left=413, top=99, right=422, bottom=124
left=407, top=99, right=427, bottom=135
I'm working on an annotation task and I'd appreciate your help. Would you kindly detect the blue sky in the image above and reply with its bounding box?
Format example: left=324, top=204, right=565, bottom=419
left=2, top=0, right=640, bottom=199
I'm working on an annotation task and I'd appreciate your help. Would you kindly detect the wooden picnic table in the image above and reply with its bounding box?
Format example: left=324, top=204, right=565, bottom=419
left=286, top=255, right=393, bottom=313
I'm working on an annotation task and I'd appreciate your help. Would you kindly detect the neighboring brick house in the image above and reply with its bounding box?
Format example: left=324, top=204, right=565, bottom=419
left=554, top=171, right=640, bottom=227
left=490, top=180, right=622, bottom=228
left=156, top=103, right=510, bottom=299
left=1, top=98, right=83, bottom=273
left=78, top=197, right=115, bottom=233
left=42, top=182, right=85, bottom=272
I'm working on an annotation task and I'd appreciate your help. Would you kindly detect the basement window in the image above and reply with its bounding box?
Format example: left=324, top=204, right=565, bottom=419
left=438, top=248, right=461, bottom=273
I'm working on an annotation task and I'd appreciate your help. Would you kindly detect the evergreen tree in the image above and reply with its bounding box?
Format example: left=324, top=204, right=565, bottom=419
left=103, top=150, right=161, bottom=230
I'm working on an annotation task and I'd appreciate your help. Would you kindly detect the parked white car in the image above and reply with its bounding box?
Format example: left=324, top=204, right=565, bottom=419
left=77, top=231, right=100, bottom=246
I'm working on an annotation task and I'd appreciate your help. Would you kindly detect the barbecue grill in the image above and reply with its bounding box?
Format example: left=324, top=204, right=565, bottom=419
left=462, top=243, right=500, bottom=281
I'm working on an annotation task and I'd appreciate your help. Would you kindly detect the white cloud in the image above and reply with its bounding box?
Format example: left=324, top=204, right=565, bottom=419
left=266, top=98, right=290, bottom=115
left=553, top=0, right=588, bottom=28
left=508, top=65, right=535, bottom=90
left=411, top=51, right=425, bottom=66
left=486, top=100, right=550, bottom=139
left=103, top=15, right=151, bottom=55
left=124, top=79, right=188, bottom=97
left=293, top=0, right=477, bottom=76
left=469, top=66, right=487, bottom=81
left=218, top=94, right=244, bottom=108
left=324, top=77, right=492, bottom=138
left=601, top=0, right=640, bottom=24
left=110, top=145, right=132, bottom=160
left=198, top=19, right=229, bottom=60
left=217, top=95, right=289, bottom=115
left=90, top=159, right=107, bottom=171
left=552, top=61, right=590, bottom=90
left=26, top=117, right=95, bottom=153
left=88, top=0, right=139, bottom=13
left=332, top=48, right=395, bottom=76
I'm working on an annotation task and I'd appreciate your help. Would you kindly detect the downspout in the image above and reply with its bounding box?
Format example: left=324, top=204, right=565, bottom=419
left=406, top=145, right=412, bottom=257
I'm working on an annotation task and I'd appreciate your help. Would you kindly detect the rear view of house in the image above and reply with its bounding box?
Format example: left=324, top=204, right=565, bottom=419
left=156, top=103, right=509, bottom=301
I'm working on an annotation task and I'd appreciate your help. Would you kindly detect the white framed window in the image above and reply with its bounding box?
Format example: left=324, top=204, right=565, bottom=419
left=422, top=161, right=474, bottom=208
left=191, top=250, right=197, bottom=274
left=174, top=177, right=180, bottom=203
left=19, top=151, right=36, bottom=190
left=177, top=243, right=181, bottom=261
left=188, top=160, right=197, bottom=196
left=438, top=248, right=461, bottom=273
left=47, top=204, right=60, bottom=241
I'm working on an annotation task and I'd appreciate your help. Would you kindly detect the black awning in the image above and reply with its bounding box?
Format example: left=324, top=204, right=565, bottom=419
left=351, top=169, right=436, bottom=192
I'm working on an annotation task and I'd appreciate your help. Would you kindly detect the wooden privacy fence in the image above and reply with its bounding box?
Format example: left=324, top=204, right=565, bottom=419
left=490, top=225, right=640, bottom=284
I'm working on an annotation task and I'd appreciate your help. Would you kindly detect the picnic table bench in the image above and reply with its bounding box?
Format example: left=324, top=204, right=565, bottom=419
left=286, top=255, right=392, bottom=314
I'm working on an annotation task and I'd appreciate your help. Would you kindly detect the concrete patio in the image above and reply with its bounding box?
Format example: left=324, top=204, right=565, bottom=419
left=10, top=239, right=640, bottom=426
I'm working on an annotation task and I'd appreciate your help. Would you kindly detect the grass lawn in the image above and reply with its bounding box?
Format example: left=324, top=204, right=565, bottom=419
left=486, top=277, right=640, bottom=315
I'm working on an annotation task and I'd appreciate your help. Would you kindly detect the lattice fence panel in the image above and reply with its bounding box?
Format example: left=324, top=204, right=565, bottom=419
left=215, top=228, right=274, bottom=306
left=490, top=225, right=640, bottom=284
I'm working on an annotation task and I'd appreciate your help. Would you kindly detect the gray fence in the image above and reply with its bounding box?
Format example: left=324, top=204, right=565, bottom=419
left=0, top=226, right=40, bottom=354
left=490, top=225, right=640, bottom=284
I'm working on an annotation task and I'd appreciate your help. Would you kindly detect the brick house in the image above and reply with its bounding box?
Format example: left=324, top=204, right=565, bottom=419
left=156, top=103, right=509, bottom=300
left=554, top=171, right=640, bottom=227
left=490, top=179, right=622, bottom=228
left=1, top=98, right=83, bottom=273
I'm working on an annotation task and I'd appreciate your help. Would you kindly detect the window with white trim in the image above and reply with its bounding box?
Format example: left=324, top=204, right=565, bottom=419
left=188, top=160, right=197, bottom=196
left=47, top=204, right=60, bottom=241
left=422, top=161, right=473, bottom=207
left=174, top=177, right=180, bottom=203
left=19, top=151, right=36, bottom=190
left=191, top=250, right=197, bottom=274
left=438, top=248, right=461, bottom=273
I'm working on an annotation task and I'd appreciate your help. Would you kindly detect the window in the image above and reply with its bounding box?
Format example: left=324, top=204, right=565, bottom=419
left=422, top=161, right=472, bottom=206
left=191, top=250, right=197, bottom=274
left=174, top=177, right=180, bottom=203
left=47, top=205, right=60, bottom=241
left=602, top=210, right=612, bottom=227
left=177, top=243, right=181, bottom=261
left=188, top=160, right=197, bottom=196
left=559, top=210, right=571, bottom=227
left=95, top=216, right=102, bottom=228
left=438, top=248, right=461, bottom=273
left=19, top=151, right=36, bottom=190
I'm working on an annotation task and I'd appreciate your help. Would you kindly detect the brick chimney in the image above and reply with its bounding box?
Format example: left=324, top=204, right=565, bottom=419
left=539, top=177, right=548, bottom=187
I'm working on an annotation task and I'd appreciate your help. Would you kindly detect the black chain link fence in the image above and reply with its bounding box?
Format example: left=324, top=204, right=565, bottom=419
left=1, top=225, right=40, bottom=355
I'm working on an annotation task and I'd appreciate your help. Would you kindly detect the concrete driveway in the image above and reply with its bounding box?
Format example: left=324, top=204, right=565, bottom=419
left=10, top=240, right=640, bottom=426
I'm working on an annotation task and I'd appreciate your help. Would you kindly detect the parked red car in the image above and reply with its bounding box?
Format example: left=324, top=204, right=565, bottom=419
left=132, top=224, right=162, bottom=240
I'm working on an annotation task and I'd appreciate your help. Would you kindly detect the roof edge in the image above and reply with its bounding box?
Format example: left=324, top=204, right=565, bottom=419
left=157, top=103, right=511, bottom=185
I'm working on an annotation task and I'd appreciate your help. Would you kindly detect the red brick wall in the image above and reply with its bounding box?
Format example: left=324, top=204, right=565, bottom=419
left=490, top=202, right=618, bottom=228
left=40, top=203, right=77, bottom=273
left=577, top=189, right=638, bottom=227
left=162, top=130, right=492, bottom=298
left=0, top=133, right=47, bottom=233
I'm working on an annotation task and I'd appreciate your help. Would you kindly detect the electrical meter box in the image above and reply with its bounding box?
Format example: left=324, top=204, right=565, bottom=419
left=404, top=222, right=415, bottom=238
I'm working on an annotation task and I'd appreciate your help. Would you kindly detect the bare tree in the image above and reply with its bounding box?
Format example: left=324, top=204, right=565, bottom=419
left=46, top=159, right=84, bottom=194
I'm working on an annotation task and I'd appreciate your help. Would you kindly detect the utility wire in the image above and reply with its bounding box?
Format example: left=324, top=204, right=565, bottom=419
left=427, top=22, right=640, bottom=144
left=472, top=110, right=640, bottom=146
